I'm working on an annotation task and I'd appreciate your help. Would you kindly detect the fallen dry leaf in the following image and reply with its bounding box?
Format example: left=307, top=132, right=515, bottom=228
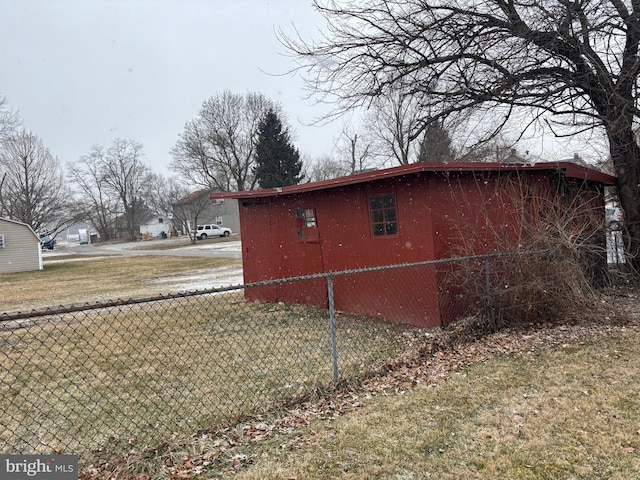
left=81, top=287, right=640, bottom=479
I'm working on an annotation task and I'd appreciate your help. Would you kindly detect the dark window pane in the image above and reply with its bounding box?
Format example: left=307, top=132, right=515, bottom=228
left=372, top=211, right=384, bottom=223
left=373, top=223, right=385, bottom=236
left=370, top=197, right=382, bottom=210
left=385, top=222, right=398, bottom=235
left=384, top=209, right=397, bottom=222
left=383, top=195, right=395, bottom=208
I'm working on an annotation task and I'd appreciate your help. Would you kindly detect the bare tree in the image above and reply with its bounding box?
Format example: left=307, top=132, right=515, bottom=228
left=68, top=145, right=119, bottom=241
left=365, top=88, right=424, bottom=165
left=100, top=139, right=151, bottom=241
left=307, top=154, right=349, bottom=181
left=0, top=95, right=20, bottom=141
left=308, top=126, right=379, bottom=181
left=0, top=129, right=72, bottom=233
left=283, top=0, right=640, bottom=267
left=336, top=124, right=379, bottom=171
left=170, top=91, right=280, bottom=191
left=0, top=95, right=21, bottom=196
left=144, top=173, right=185, bottom=222
left=172, top=189, right=215, bottom=244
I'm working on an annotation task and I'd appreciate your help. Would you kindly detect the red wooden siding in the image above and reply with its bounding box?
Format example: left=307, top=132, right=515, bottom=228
left=228, top=163, right=613, bottom=328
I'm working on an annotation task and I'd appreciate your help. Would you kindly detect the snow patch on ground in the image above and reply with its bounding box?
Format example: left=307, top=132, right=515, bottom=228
left=151, top=265, right=244, bottom=292
left=178, top=240, right=242, bottom=252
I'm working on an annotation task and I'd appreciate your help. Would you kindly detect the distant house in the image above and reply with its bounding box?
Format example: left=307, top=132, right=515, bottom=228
left=219, top=161, right=615, bottom=328
left=0, top=218, right=43, bottom=273
left=173, top=189, right=240, bottom=236
left=139, top=215, right=173, bottom=238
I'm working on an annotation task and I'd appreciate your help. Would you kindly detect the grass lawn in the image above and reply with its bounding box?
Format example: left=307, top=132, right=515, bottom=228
left=0, top=256, right=241, bottom=313
left=0, top=256, right=407, bottom=469
left=1, top=298, right=405, bottom=464
left=4, top=254, right=639, bottom=479
left=230, top=329, right=640, bottom=479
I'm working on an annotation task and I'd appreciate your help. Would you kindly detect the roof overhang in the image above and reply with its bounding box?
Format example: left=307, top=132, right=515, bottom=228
left=0, top=217, right=41, bottom=240
left=211, top=161, right=617, bottom=201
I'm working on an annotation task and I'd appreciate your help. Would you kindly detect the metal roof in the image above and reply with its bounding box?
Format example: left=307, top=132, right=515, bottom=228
left=211, top=161, right=617, bottom=200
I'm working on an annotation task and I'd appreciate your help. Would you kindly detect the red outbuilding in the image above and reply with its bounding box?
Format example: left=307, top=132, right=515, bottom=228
left=217, top=161, right=616, bottom=328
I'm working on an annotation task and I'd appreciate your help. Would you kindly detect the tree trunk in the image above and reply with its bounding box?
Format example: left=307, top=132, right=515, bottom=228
left=609, top=127, right=640, bottom=271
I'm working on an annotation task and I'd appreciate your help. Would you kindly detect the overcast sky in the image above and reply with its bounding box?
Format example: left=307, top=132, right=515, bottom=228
left=0, top=0, right=341, bottom=177
left=1, top=0, right=609, bottom=181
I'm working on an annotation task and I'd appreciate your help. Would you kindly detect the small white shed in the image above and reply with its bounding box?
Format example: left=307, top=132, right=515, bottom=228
left=0, top=218, right=43, bottom=273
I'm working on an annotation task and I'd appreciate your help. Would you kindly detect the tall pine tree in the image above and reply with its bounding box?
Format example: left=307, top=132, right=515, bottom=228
left=253, top=109, right=303, bottom=188
left=417, top=118, right=454, bottom=163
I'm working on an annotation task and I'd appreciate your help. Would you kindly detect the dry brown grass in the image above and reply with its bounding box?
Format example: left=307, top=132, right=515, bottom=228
left=0, top=256, right=241, bottom=313
left=4, top=239, right=634, bottom=479
left=1, top=296, right=405, bottom=466
left=231, top=330, right=640, bottom=479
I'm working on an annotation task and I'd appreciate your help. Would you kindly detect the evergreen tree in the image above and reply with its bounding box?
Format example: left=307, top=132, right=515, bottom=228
left=253, top=109, right=303, bottom=188
left=417, top=118, right=454, bottom=163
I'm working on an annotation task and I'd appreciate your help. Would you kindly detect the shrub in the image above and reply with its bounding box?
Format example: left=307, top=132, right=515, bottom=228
left=445, top=174, right=606, bottom=332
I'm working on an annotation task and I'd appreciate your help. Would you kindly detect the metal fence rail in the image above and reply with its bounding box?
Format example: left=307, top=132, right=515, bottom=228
left=0, top=251, right=597, bottom=469
left=1, top=271, right=414, bottom=466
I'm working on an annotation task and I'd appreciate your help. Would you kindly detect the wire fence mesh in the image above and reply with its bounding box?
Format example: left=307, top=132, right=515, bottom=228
left=1, top=271, right=414, bottom=467
left=0, top=250, right=609, bottom=469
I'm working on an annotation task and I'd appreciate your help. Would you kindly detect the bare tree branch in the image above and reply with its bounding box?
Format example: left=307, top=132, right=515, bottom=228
left=170, top=91, right=282, bottom=191
left=281, top=0, right=640, bottom=267
left=0, top=129, right=72, bottom=234
left=99, top=139, right=151, bottom=241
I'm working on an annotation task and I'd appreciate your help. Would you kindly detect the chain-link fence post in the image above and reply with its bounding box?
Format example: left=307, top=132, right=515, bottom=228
left=327, top=274, right=339, bottom=382
left=484, top=255, right=494, bottom=323
left=485, top=255, right=491, bottom=294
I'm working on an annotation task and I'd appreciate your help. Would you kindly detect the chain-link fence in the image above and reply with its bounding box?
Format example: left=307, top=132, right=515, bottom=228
left=0, top=251, right=603, bottom=469
left=1, top=267, right=418, bottom=467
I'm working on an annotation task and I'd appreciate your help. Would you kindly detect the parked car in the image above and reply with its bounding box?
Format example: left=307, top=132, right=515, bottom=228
left=39, top=234, right=56, bottom=250
left=606, top=206, right=624, bottom=230
left=196, top=224, right=232, bottom=239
